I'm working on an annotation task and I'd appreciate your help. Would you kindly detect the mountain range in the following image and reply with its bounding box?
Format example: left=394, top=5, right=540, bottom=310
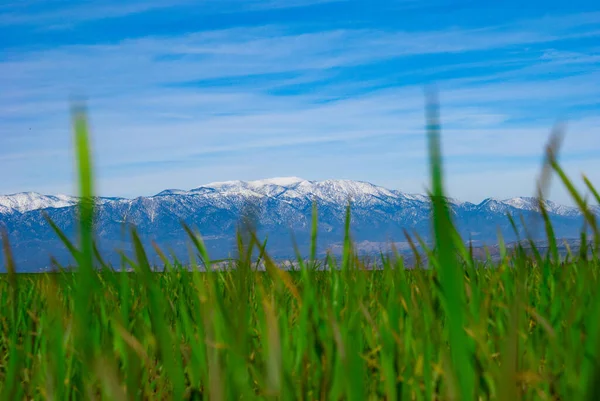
left=1, top=177, right=598, bottom=272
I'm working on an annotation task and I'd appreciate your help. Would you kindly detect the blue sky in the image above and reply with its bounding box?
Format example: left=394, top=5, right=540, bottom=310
left=1, top=0, right=599, bottom=204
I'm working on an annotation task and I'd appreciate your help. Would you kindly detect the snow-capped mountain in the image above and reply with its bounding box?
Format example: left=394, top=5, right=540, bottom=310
left=0, top=177, right=596, bottom=272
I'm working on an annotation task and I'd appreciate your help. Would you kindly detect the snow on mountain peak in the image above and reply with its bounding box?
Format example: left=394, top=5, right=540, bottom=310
left=199, top=177, right=307, bottom=189
left=0, top=192, right=125, bottom=214
left=0, top=192, right=77, bottom=214
left=155, top=189, right=191, bottom=196
left=478, top=196, right=581, bottom=216
left=250, top=177, right=307, bottom=187
left=201, top=180, right=244, bottom=188
left=502, top=197, right=539, bottom=210
left=178, top=177, right=406, bottom=206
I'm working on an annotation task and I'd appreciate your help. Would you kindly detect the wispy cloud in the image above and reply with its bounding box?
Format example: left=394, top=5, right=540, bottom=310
left=0, top=0, right=347, bottom=27
left=0, top=0, right=186, bottom=26
left=0, top=3, right=599, bottom=204
left=237, top=0, right=347, bottom=11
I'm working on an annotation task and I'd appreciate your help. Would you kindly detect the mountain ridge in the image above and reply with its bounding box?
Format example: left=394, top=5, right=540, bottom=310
left=0, top=177, right=585, bottom=216
left=1, top=177, right=597, bottom=272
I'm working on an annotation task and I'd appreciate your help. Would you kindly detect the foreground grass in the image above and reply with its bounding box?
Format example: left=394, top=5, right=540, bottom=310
left=0, top=100, right=599, bottom=400
left=0, top=255, right=599, bottom=401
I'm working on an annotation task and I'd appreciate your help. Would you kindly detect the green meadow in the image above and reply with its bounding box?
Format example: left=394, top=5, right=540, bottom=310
left=1, top=99, right=599, bottom=400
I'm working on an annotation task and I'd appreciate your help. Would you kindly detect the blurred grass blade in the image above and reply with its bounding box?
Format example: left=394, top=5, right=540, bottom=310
left=70, top=102, right=98, bottom=386
left=584, top=176, right=600, bottom=205
left=0, top=229, right=23, bottom=401
left=44, top=212, right=81, bottom=260
left=537, top=124, right=564, bottom=263
left=425, top=87, right=474, bottom=400
left=549, top=154, right=598, bottom=236
left=72, top=102, right=95, bottom=271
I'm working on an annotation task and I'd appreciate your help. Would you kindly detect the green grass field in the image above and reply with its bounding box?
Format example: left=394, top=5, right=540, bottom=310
left=1, top=99, right=599, bottom=400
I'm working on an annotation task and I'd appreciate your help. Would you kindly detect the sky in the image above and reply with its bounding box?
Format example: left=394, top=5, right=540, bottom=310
left=1, top=0, right=599, bottom=205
